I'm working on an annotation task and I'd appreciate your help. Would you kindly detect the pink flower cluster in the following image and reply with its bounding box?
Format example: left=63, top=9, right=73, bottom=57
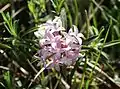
left=35, top=17, right=83, bottom=70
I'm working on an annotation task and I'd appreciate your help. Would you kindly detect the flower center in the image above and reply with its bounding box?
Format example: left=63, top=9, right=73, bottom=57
left=61, top=44, right=68, bottom=48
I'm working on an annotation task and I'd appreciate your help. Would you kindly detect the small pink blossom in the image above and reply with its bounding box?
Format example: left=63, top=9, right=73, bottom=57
left=35, top=17, right=83, bottom=70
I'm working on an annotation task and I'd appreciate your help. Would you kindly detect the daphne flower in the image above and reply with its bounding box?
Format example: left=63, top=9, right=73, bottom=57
left=35, top=17, right=83, bottom=70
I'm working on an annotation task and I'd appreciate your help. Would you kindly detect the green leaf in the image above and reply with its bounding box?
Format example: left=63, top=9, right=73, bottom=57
left=28, top=0, right=35, bottom=14
left=83, top=35, right=98, bottom=45
left=104, top=40, right=120, bottom=48
left=1, top=12, right=17, bottom=37
left=91, top=26, right=99, bottom=35
left=0, top=43, right=11, bottom=49
left=21, top=27, right=39, bottom=37
left=60, top=8, right=67, bottom=28
left=4, top=71, right=13, bottom=89
left=58, top=0, right=65, bottom=13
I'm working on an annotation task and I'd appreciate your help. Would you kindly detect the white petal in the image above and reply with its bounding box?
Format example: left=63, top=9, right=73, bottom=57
left=77, top=33, right=85, bottom=38
left=69, top=25, right=78, bottom=35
